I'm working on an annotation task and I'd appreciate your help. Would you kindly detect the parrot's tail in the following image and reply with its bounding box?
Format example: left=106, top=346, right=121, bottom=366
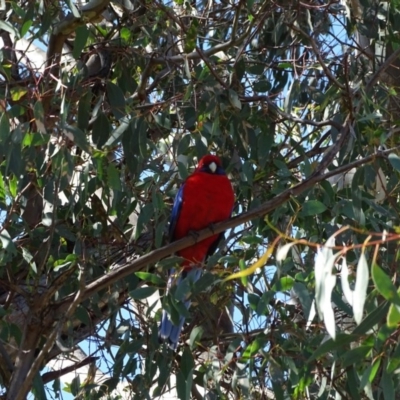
left=159, top=268, right=202, bottom=350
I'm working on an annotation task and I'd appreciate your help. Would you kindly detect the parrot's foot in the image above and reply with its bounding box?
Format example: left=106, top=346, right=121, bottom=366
left=188, top=229, right=200, bottom=242
left=208, top=222, right=216, bottom=233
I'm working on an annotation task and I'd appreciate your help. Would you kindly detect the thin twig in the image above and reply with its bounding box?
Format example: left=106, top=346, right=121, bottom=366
left=41, top=355, right=98, bottom=384
left=195, top=46, right=228, bottom=88
left=365, top=46, right=400, bottom=92
left=289, top=23, right=346, bottom=91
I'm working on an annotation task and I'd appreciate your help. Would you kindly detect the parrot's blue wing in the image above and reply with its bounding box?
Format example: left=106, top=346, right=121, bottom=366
left=169, top=184, right=184, bottom=241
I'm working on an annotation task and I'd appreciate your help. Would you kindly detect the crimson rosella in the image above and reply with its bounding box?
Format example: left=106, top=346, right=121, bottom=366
left=159, top=155, right=235, bottom=349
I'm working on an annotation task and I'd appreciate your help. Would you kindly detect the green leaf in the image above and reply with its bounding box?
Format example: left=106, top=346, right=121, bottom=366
left=247, top=63, right=265, bottom=75
left=152, top=190, right=164, bottom=211
left=176, top=368, right=191, bottom=400
left=22, top=247, right=37, bottom=273
left=135, top=203, right=154, bottom=239
left=381, top=368, right=395, bottom=400
left=371, top=264, right=400, bottom=306
left=0, top=112, right=10, bottom=142
left=189, top=326, right=204, bottom=349
left=256, top=291, right=274, bottom=316
left=31, top=373, right=46, bottom=400
left=211, top=115, right=221, bottom=136
left=346, top=368, right=362, bottom=399
left=65, top=0, right=81, bottom=17
left=190, top=272, right=215, bottom=295
left=273, top=159, right=291, bottom=177
left=153, top=113, right=171, bottom=130
left=253, top=79, right=271, bottom=92
left=353, top=301, right=389, bottom=334
left=75, top=305, right=91, bottom=326
left=387, top=303, right=400, bottom=327
left=184, top=19, right=198, bottom=53
left=174, top=276, right=192, bottom=301
left=73, top=25, right=89, bottom=59
left=300, top=200, right=327, bottom=216
left=293, top=282, right=313, bottom=320
left=92, top=112, right=111, bottom=148
left=228, top=90, right=242, bottom=110
left=242, top=335, right=266, bottom=362
left=0, top=230, right=17, bottom=255
left=8, top=174, right=17, bottom=198
left=106, top=82, right=126, bottom=120
left=369, top=358, right=381, bottom=382
left=239, top=258, right=248, bottom=286
left=181, top=347, right=194, bottom=379
left=33, top=101, right=46, bottom=133
left=284, top=79, right=300, bottom=114
left=129, top=286, right=157, bottom=300
left=107, top=163, right=122, bottom=191
left=135, top=272, right=165, bottom=286
left=183, top=83, right=193, bottom=102
left=120, top=27, right=131, bottom=43
left=387, top=342, right=400, bottom=373
left=308, top=334, right=360, bottom=362
left=77, top=90, right=91, bottom=131
left=0, top=20, right=19, bottom=38
left=341, top=345, right=371, bottom=368
left=64, top=125, right=90, bottom=152
left=248, top=293, right=260, bottom=311
left=105, top=116, right=130, bottom=147
left=20, top=19, right=32, bottom=38
left=0, top=172, right=5, bottom=202
left=272, top=276, right=294, bottom=291
left=10, top=86, right=28, bottom=101
left=177, top=162, right=189, bottom=181
left=388, top=153, right=400, bottom=172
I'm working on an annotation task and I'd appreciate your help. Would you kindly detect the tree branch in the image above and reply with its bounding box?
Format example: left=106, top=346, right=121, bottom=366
left=42, top=355, right=98, bottom=384
left=365, top=46, right=400, bottom=93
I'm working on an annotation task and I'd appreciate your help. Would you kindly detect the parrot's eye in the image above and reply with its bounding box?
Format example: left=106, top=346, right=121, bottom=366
left=208, top=162, right=217, bottom=173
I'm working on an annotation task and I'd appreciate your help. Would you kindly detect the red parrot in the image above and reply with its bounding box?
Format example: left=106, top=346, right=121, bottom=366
left=159, top=155, right=235, bottom=349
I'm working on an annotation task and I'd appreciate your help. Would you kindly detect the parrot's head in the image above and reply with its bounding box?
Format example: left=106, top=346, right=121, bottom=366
left=197, top=155, right=226, bottom=175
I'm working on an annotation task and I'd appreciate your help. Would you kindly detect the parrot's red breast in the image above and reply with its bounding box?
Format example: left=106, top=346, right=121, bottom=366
left=172, top=155, right=234, bottom=267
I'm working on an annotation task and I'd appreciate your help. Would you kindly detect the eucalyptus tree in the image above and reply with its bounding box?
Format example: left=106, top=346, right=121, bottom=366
left=0, top=0, right=400, bottom=399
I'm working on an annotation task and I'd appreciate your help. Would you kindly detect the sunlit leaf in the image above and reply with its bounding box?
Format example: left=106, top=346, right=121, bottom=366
left=242, top=336, right=266, bottom=362
left=387, top=303, right=400, bottom=328
left=0, top=20, right=19, bottom=37
left=0, top=230, right=17, bottom=255
left=10, top=86, right=28, bottom=101
left=276, top=242, right=296, bottom=263
left=353, top=253, right=369, bottom=325
left=225, top=239, right=278, bottom=281
left=135, top=272, right=165, bottom=286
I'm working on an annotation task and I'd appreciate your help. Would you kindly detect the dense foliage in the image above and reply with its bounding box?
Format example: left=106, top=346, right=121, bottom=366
left=1, top=0, right=400, bottom=399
